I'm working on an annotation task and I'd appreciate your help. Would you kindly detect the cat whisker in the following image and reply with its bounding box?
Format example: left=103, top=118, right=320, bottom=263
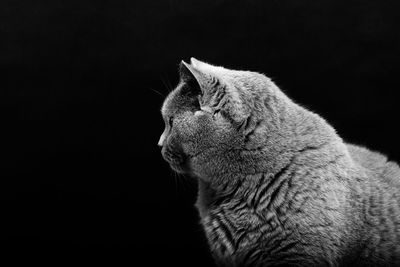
left=176, top=172, right=187, bottom=193
left=178, top=172, right=195, bottom=193
left=169, top=168, right=179, bottom=197
left=160, top=75, right=174, bottom=93
left=149, top=87, right=165, bottom=98
left=165, top=77, right=174, bottom=93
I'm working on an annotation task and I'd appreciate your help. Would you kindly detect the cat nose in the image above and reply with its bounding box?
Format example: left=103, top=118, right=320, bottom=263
left=158, top=132, right=166, bottom=147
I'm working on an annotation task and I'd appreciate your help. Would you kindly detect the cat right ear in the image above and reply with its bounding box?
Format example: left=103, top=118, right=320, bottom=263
left=179, top=60, right=194, bottom=81
left=179, top=60, right=200, bottom=81
left=179, top=60, right=213, bottom=95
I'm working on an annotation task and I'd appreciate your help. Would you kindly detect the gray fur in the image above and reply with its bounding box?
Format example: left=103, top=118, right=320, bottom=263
left=159, top=58, right=400, bottom=266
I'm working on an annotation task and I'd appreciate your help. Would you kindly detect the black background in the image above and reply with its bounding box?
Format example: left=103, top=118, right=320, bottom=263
left=1, top=0, right=400, bottom=266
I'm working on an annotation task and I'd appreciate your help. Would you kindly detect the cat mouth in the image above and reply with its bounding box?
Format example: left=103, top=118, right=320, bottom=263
left=161, top=146, right=190, bottom=174
left=169, top=161, right=189, bottom=173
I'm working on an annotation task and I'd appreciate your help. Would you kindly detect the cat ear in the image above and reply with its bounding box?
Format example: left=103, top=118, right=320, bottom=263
left=179, top=60, right=220, bottom=93
left=180, top=59, right=247, bottom=127
left=179, top=60, right=201, bottom=83
left=190, top=57, right=207, bottom=70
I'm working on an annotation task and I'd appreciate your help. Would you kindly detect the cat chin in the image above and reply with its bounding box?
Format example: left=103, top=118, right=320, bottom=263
left=169, top=162, right=190, bottom=174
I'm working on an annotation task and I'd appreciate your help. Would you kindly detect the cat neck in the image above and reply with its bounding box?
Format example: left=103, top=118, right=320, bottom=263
left=195, top=179, right=217, bottom=218
left=194, top=152, right=294, bottom=218
left=194, top=107, right=344, bottom=218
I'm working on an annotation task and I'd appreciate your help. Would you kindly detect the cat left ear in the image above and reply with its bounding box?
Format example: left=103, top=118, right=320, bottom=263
left=179, top=60, right=199, bottom=82
left=190, top=57, right=206, bottom=69
left=179, top=60, right=219, bottom=94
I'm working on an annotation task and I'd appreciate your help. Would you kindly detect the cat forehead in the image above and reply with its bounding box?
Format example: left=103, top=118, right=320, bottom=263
left=160, top=59, right=269, bottom=116
left=161, top=82, right=185, bottom=116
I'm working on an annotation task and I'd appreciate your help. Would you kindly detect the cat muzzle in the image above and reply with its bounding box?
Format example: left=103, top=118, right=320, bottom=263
left=161, top=145, right=189, bottom=173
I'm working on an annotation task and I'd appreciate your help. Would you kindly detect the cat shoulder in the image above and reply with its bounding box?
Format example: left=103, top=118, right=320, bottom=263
left=346, top=143, right=400, bottom=187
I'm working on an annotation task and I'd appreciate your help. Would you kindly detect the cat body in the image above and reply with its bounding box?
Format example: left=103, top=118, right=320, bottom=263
left=159, top=58, right=400, bottom=266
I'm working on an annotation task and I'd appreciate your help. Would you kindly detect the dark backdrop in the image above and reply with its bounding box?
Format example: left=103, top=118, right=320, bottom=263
left=1, top=0, right=399, bottom=266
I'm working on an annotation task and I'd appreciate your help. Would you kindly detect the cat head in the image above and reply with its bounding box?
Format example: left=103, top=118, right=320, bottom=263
left=159, top=58, right=296, bottom=183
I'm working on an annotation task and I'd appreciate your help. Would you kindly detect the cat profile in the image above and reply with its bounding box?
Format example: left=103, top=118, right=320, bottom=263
left=158, top=58, right=400, bottom=266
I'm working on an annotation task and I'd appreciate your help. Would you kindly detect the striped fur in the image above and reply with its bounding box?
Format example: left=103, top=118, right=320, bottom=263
left=159, top=58, right=400, bottom=266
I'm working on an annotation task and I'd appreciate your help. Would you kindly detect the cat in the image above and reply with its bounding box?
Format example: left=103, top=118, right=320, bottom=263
left=158, top=58, right=400, bottom=266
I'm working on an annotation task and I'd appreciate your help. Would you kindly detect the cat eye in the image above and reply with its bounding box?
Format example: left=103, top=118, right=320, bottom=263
left=168, top=116, right=174, bottom=127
